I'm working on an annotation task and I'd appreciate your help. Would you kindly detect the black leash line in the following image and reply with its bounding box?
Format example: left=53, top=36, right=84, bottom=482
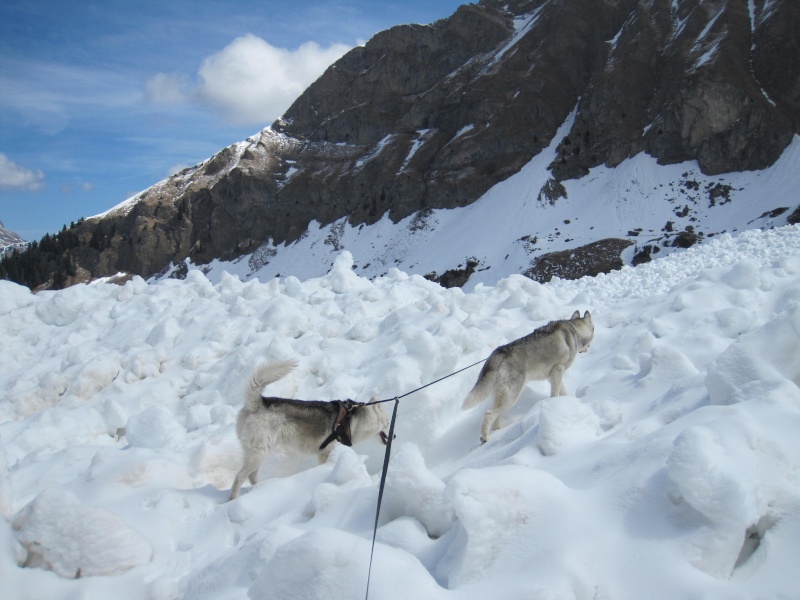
left=365, top=357, right=488, bottom=406
left=365, top=396, right=398, bottom=600
left=364, top=356, right=487, bottom=600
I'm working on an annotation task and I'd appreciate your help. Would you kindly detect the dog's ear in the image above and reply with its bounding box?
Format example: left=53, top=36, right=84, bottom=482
left=583, top=310, right=591, bottom=321
left=571, top=310, right=580, bottom=320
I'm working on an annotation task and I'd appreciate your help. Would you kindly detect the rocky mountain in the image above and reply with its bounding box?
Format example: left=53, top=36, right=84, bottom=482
left=0, top=221, right=26, bottom=254
left=2, top=0, right=799, bottom=290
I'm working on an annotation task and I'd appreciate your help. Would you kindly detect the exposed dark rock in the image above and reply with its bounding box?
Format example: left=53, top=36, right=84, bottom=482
left=3, top=0, right=798, bottom=290
left=632, top=243, right=661, bottom=266
left=753, top=207, right=789, bottom=221
left=425, top=258, right=481, bottom=289
left=538, top=178, right=568, bottom=205
left=671, top=230, right=701, bottom=248
left=524, top=239, right=634, bottom=283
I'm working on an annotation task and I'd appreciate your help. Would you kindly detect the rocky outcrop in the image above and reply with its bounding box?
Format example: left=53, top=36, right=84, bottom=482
left=3, top=0, right=798, bottom=290
left=525, top=239, right=634, bottom=283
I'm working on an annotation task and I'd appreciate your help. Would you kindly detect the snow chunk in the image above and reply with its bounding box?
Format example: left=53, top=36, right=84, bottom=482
left=320, top=251, right=370, bottom=294
left=125, top=406, right=185, bottom=449
left=722, top=260, right=760, bottom=290
left=664, top=418, right=791, bottom=579
left=667, top=426, right=758, bottom=526
left=706, top=306, right=800, bottom=406
left=146, top=316, right=183, bottom=347
left=66, top=353, right=120, bottom=400
left=13, top=489, right=153, bottom=578
left=0, top=281, right=34, bottom=315
left=249, top=528, right=442, bottom=599
left=34, top=286, right=100, bottom=327
left=386, top=443, right=455, bottom=537
left=439, top=466, right=576, bottom=589
left=537, top=396, right=603, bottom=455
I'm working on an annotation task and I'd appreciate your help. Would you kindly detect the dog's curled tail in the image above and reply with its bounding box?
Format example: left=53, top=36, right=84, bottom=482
left=461, top=356, right=499, bottom=410
left=244, top=359, right=299, bottom=410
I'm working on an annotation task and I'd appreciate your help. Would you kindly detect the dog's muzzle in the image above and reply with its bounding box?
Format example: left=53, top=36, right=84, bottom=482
left=379, top=431, right=395, bottom=445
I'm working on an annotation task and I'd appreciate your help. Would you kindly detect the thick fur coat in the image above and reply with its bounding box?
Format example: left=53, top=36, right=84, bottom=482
left=462, top=310, right=594, bottom=443
left=230, top=360, right=389, bottom=500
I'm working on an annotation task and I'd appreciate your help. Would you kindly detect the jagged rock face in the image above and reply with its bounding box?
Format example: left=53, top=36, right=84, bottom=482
left=552, top=0, right=799, bottom=179
left=4, top=0, right=799, bottom=289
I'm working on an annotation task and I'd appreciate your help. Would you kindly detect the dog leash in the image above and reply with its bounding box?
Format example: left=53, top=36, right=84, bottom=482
left=364, top=357, right=488, bottom=407
left=365, top=396, right=398, bottom=600
left=363, top=357, right=487, bottom=600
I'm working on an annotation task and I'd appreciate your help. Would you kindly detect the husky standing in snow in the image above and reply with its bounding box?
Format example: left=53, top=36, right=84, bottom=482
left=462, top=310, right=594, bottom=443
left=229, top=360, right=390, bottom=500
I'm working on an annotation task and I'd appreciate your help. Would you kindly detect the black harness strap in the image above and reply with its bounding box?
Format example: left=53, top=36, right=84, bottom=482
left=319, top=400, right=359, bottom=450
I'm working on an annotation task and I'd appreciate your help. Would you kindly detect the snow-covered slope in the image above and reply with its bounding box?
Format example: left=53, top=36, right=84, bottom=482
left=0, top=221, right=27, bottom=255
left=2, top=225, right=800, bottom=599
left=181, top=126, right=800, bottom=291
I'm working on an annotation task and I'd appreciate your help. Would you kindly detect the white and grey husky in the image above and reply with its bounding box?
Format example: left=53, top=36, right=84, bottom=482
left=230, top=360, right=390, bottom=500
left=462, top=310, right=594, bottom=443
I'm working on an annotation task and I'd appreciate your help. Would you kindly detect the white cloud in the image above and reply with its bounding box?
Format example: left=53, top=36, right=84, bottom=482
left=144, top=72, right=193, bottom=105
left=199, top=35, right=351, bottom=124
left=145, top=35, right=351, bottom=126
left=0, top=154, right=45, bottom=192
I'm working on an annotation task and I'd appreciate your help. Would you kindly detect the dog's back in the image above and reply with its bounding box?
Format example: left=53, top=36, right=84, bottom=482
left=461, top=311, right=593, bottom=442
left=507, top=315, right=592, bottom=379
left=243, top=359, right=299, bottom=411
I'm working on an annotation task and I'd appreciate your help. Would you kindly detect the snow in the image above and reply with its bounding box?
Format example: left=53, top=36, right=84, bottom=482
left=355, top=134, right=396, bottom=170
left=190, top=104, right=800, bottom=293
left=487, top=8, right=544, bottom=68
left=2, top=224, right=800, bottom=598
left=399, top=129, right=432, bottom=174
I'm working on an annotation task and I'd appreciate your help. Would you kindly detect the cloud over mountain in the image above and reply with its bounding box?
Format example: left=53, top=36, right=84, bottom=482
left=0, top=154, right=45, bottom=192
left=146, top=35, right=352, bottom=125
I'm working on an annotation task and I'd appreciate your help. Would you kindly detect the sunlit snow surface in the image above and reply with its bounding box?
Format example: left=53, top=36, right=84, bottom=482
left=190, top=133, right=800, bottom=293
left=2, top=226, right=800, bottom=599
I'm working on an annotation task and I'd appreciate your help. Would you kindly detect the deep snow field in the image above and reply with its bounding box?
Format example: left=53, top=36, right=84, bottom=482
left=2, top=225, right=800, bottom=599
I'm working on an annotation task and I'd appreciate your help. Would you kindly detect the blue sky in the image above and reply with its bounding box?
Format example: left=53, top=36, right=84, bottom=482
left=0, top=0, right=466, bottom=241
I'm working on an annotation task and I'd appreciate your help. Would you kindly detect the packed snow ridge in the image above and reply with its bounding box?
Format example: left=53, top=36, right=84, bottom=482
left=2, top=225, right=800, bottom=599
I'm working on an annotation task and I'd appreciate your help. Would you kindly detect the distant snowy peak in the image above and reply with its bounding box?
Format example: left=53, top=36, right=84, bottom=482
left=0, top=221, right=27, bottom=253
left=2, top=0, right=798, bottom=290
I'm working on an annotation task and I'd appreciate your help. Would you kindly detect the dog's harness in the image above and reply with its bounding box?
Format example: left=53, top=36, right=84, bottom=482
left=319, top=400, right=362, bottom=450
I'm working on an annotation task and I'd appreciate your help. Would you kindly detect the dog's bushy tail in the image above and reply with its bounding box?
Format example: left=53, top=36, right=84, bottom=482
left=461, top=355, right=499, bottom=410
left=244, top=360, right=298, bottom=410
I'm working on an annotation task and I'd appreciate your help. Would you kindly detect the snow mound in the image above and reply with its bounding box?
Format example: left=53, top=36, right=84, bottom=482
left=13, top=489, right=153, bottom=578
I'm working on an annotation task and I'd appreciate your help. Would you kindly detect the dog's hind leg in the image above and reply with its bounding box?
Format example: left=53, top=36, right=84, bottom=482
left=479, top=409, right=499, bottom=444
left=229, top=470, right=247, bottom=501
left=229, top=446, right=268, bottom=501
left=479, top=375, right=525, bottom=443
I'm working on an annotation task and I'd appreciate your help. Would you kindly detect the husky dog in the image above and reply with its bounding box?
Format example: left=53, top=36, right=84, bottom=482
left=462, top=310, right=594, bottom=443
left=229, top=360, right=390, bottom=500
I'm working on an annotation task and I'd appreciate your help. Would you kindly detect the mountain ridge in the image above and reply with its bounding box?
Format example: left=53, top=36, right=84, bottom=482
left=2, top=0, right=798, bottom=290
